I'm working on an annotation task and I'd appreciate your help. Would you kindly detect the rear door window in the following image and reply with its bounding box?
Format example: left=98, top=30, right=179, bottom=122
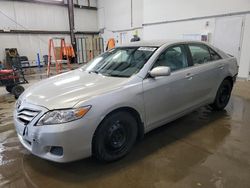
left=188, top=44, right=211, bottom=65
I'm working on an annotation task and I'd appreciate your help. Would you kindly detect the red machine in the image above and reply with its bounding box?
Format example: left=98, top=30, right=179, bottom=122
left=0, top=48, right=28, bottom=99
left=0, top=69, right=27, bottom=99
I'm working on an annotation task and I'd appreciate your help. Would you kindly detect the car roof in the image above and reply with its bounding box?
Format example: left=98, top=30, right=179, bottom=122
left=118, top=40, right=206, bottom=47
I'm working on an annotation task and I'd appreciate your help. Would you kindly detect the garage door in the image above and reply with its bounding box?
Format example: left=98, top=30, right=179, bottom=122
left=213, top=16, right=244, bottom=62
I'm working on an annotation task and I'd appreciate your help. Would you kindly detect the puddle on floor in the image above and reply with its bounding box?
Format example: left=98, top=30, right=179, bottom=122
left=0, top=82, right=250, bottom=188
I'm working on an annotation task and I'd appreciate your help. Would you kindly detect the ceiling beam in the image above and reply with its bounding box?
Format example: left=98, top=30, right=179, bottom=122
left=0, top=29, right=99, bottom=35
left=3, top=0, right=97, bottom=10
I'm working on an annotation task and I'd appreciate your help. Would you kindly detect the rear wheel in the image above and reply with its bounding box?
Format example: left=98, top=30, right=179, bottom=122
left=92, top=111, right=138, bottom=162
left=210, top=79, right=232, bottom=111
left=11, top=85, right=25, bottom=99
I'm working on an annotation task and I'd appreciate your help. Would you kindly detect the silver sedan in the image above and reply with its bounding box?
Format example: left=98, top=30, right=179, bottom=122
left=14, top=40, right=238, bottom=162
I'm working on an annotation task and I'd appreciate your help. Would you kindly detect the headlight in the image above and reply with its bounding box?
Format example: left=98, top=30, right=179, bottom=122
left=36, top=106, right=91, bottom=126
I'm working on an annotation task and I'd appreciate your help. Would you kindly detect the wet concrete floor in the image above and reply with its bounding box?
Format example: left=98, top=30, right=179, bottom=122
left=0, top=78, right=250, bottom=188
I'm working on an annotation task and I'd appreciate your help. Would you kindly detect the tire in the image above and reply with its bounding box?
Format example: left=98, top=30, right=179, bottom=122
left=92, top=111, right=138, bottom=162
left=6, top=85, right=15, bottom=93
left=11, top=85, right=25, bottom=99
left=210, top=79, right=232, bottom=111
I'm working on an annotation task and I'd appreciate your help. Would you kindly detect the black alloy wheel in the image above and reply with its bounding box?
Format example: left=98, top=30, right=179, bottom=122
left=210, top=79, right=232, bottom=111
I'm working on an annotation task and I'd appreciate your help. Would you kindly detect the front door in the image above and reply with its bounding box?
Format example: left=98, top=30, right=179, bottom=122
left=143, top=44, right=197, bottom=129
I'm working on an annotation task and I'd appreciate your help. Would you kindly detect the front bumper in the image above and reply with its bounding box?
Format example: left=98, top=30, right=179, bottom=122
left=13, top=102, right=97, bottom=163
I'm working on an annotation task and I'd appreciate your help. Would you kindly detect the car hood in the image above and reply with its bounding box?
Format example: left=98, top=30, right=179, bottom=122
left=20, top=69, right=129, bottom=109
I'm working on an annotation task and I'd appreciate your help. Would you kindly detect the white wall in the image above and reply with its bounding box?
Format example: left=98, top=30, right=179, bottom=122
left=132, top=0, right=143, bottom=28
left=0, top=1, right=98, bottom=62
left=143, top=0, right=250, bottom=40
left=144, top=0, right=250, bottom=24
left=97, top=0, right=250, bottom=78
left=74, top=8, right=98, bottom=31
left=143, top=0, right=250, bottom=78
left=0, top=34, right=70, bottom=65
left=78, top=0, right=97, bottom=7
left=0, top=2, right=69, bottom=31
left=97, top=0, right=143, bottom=46
left=239, top=15, right=250, bottom=79
left=143, top=19, right=215, bottom=40
left=98, top=0, right=131, bottom=31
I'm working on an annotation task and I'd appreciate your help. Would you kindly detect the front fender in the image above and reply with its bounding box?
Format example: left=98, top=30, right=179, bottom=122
left=75, top=81, right=146, bottom=132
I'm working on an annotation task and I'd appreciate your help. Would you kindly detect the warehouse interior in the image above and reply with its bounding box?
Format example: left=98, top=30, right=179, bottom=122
left=0, top=0, right=250, bottom=187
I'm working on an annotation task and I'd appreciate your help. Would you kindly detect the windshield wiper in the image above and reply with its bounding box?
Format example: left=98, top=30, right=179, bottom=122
left=106, top=74, right=130, bottom=78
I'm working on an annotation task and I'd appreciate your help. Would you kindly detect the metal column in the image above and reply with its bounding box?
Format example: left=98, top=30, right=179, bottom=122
left=67, top=0, right=76, bottom=63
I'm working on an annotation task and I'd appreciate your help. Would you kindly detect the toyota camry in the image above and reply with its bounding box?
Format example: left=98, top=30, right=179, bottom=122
left=14, top=40, right=238, bottom=162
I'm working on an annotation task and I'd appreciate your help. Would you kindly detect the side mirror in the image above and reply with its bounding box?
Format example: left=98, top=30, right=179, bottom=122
left=149, top=66, right=171, bottom=77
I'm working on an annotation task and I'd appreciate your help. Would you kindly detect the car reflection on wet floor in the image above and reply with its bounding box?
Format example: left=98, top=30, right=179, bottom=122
left=0, top=81, right=250, bottom=188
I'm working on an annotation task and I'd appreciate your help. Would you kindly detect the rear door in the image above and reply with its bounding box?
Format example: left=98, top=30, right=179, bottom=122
left=185, top=43, right=225, bottom=105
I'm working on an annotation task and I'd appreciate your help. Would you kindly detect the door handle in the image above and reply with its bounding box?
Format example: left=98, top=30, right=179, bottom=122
left=218, top=65, right=224, bottom=70
left=185, top=73, right=194, bottom=80
left=219, top=66, right=224, bottom=70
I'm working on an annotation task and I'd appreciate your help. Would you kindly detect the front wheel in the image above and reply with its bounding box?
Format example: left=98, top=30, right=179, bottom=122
left=92, top=111, right=138, bottom=162
left=210, top=79, right=232, bottom=111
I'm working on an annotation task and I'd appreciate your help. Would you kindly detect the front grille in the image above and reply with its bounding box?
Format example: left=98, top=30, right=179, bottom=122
left=17, top=108, right=40, bottom=125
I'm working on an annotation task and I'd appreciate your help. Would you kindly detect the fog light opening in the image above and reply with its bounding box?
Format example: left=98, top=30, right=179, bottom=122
left=50, top=146, right=63, bottom=156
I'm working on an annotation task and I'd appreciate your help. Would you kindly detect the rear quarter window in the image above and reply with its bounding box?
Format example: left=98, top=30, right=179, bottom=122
left=209, top=48, right=222, bottom=61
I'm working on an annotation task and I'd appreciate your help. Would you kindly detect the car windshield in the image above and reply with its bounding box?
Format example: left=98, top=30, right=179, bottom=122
left=81, top=47, right=157, bottom=77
